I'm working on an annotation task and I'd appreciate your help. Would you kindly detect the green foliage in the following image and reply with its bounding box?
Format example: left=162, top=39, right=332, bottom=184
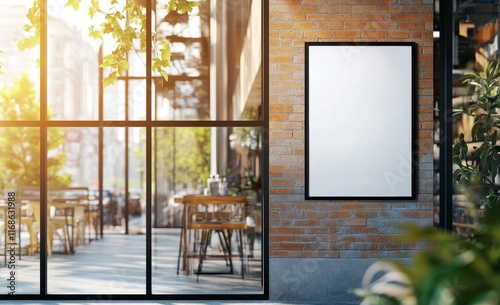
left=166, top=0, right=199, bottom=14
left=0, top=74, right=71, bottom=192
left=148, top=127, right=210, bottom=191
left=17, top=0, right=40, bottom=52
left=394, top=205, right=500, bottom=305
left=351, top=289, right=402, bottom=305
left=65, top=0, right=81, bottom=11
left=453, top=61, right=500, bottom=207
left=354, top=206, right=500, bottom=305
left=354, top=60, right=500, bottom=305
left=18, top=0, right=199, bottom=87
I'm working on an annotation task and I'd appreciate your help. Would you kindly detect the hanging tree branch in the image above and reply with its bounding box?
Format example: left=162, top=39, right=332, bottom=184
left=17, top=0, right=199, bottom=87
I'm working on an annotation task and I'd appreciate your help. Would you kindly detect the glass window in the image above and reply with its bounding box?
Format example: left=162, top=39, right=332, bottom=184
left=0, top=128, right=40, bottom=295
left=153, top=0, right=262, bottom=121
left=152, top=126, right=263, bottom=294
left=435, top=1, right=500, bottom=233
left=47, top=1, right=98, bottom=121
left=0, top=1, right=40, bottom=121
left=0, top=0, right=266, bottom=298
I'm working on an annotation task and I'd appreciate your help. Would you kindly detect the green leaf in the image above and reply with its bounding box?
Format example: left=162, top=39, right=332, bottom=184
left=100, top=54, right=116, bottom=68
left=88, top=25, right=103, bottom=40
left=103, top=71, right=118, bottom=88
left=89, top=0, right=100, bottom=18
left=166, top=0, right=199, bottom=13
left=177, top=0, right=199, bottom=13
left=64, top=0, right=81, bottom=11
left=350, top=289, right=402, bottom=305
left=118, top=59, right=130, bottom=70
left=160, top=70, right=169, bottom=82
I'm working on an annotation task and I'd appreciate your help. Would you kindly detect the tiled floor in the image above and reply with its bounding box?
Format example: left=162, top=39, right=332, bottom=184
left=0, top=221, right=336, bottom=304
left=1, top=228, right=263, bottom=296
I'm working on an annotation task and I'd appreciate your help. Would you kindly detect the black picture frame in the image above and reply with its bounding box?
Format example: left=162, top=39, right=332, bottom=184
left=305, top=42, right=417, bottom=200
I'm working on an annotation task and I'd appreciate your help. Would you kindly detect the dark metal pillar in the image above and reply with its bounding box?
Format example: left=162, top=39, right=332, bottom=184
left=439, top=0, right=454, bottom=231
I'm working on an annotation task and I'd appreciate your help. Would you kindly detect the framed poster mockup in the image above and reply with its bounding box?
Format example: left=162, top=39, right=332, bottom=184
left=305, top=42, right=417, bottom=200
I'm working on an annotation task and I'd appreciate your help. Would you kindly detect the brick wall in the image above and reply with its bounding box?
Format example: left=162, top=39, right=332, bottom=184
left=268, top=0, right=434, bottom=259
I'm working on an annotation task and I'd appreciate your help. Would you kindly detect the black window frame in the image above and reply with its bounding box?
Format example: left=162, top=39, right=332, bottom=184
left=1, top=0, right=269, bottom=300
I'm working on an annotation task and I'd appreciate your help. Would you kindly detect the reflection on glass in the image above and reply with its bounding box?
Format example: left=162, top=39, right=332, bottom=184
left=0, top=74, right=39, bottom=121
left=102, top=127, right=147, bottom=232
left=103, top=128, right=125, bottom=231
left=46, top=127, right=146, bottom=294
left=102, top=79, right=147, bottom=121
left=127, top=128, right=145, bottom=232
left=0, top=128, right=40, bottom=294
left=448, top=3, right=500, bottom=234
left=0, top=2, right=40, bottom=121
left=47, top=1, right=98, bottom=121
left=153, top=0, right=262, bottom=121
left=152, top=127, right=263, bottom=294
left=47, top=127, right=95, bottom=293
left=128, top=81, right=146, bottom=121
left=0, top=0, right=265, bottom=297
left=104, top=80, right=125, bottom=121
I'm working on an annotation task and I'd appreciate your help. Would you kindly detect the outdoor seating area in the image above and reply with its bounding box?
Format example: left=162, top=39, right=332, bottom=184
left=177, top=195, right=252, bottom=280
left=0, top=189, right=262, bottom=295
left=0, top=232, right=262, bottom=295
left=1, top=186, right=100, bottom=257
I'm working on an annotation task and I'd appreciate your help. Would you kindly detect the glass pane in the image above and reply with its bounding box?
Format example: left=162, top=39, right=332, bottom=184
left=127, top=128, right=146, bottom=232
left=47, top=0, right=98, bottom=121
left=103, top=79, right=146, bottom=121
left=128, top=80, right=146, bottom=121
left=46, top=127, right=145, bottom=294
left=0, top=127, right=40, bottom=294
left=104, top=80, right=126, bottom=121
left=152, top=127, right=263, bottom=294
left=153, top=0, right=262, bottom=121
left=128, top=49, right=146, bottom=77
left=0, top=1, right=40, bottom=121
left=102, top=127, right=146, bottom=233
left=103, top=128, right=126, bottom=232
left=450, top=2, right=499, bottom=234
left=101, top=127, right=146, bottom=294
left=46, top=127, right=96, bottom=293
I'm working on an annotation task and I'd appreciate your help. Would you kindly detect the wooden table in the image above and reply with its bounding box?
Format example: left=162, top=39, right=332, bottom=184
left=175, top=194, right=249, bottom=280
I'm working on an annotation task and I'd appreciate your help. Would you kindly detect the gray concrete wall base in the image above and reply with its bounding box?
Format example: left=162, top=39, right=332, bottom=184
left=269, top=257, right=411, bottom=304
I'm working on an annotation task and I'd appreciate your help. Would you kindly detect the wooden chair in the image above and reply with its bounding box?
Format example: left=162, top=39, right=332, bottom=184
left=181, top=195, right=249, bottom=281
left=48, top=187, right=91, bottom=247
left=19, top=186, right=91, bottom=256
left=24, top=201, right=70, bottom=256
left=17, top=186, right=43, bottom=256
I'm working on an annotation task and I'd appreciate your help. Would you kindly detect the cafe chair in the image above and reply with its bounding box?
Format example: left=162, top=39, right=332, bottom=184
left=181, top=195, right=249, bottom=281
left=25, top=202, right=70, bottom=256
left=19, top=186, right=87, bottom=255
left=18, top=186, right=44, bottom=256
left=49, top=187, right=91, bottom=247
left=20, top=205, right=37, bottom=256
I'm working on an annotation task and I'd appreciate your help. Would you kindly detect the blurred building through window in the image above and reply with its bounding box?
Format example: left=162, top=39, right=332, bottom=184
left=0, top=0, right=264, bottom=295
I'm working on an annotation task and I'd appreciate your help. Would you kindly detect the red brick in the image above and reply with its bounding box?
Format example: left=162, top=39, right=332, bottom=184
left=334, top=30, right=361, bottom=39
left=269, top=0, right=433, bottom=259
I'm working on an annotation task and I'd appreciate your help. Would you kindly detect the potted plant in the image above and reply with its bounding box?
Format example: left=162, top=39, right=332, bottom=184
left=352, top=61, right=500, bottom=305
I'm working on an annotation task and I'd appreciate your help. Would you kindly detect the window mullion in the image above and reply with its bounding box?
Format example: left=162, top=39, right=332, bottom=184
left=39, top=0, right=48, bottom=296
left=146, top=0, right=153, bottom=296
